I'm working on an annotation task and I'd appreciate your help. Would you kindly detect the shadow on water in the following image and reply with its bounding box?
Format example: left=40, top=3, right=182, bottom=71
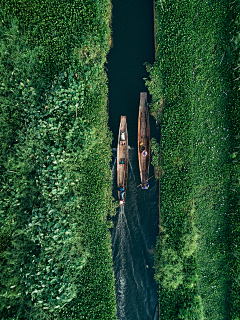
left=111, top=148, right=159, bottom=320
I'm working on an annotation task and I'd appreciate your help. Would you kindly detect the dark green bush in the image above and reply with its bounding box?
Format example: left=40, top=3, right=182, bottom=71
left=0, top=1, right=117, bottom=319
left=147, top=0, right=239, bottom=319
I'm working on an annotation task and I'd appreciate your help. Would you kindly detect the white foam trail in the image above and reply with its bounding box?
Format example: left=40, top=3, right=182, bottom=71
left=119, top=205, right=124, bottom=215
left=118, top=269, right=126, bottom=319
left=111, top=145, right=159, bottom=319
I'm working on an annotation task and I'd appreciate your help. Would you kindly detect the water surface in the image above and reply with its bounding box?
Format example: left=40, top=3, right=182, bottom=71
left=107, top=1, right=159, bottom=319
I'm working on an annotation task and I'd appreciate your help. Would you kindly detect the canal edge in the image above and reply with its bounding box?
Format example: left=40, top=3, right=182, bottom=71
left=153, top=1, right=161, bottom=319
left=153, top=0, right=157, bottom=59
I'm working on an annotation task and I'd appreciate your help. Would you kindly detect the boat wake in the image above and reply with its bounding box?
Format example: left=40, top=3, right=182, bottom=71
left=111, top=148, right=159, bottom=320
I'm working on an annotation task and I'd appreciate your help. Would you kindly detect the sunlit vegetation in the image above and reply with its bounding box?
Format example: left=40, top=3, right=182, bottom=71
left=0, top=1, right=117, bottom=319
left=147, top=0, right=240, bottom=319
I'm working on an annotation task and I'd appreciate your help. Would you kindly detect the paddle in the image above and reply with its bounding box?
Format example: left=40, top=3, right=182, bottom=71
left=137, top=174, right=155, bottom=188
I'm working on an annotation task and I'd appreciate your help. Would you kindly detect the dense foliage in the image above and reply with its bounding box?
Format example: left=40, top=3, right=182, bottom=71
left=229, top=2, right=240, bottom=317
left=0, top=1, right=117, bottom=319
left=147, top=1, right=240, bottom=319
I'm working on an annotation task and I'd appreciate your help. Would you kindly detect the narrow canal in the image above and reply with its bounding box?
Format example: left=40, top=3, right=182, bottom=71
left=107, top=1, right=159, bottom=319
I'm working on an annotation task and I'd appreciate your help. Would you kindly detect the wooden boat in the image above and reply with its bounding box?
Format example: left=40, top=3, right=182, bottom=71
left=138, top=92, right=150, bottom=189
left=117, top=116, right=128, bottom=205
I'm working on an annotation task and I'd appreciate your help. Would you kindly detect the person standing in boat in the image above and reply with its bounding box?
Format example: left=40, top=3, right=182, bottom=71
left=120, top=188, right=125, bottom=199
left=119, top=187, right=125, bottom=205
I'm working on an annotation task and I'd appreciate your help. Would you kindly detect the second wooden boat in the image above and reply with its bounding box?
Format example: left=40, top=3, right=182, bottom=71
left=117, top=116, right=128, bottom=205
left=138, top=92, right=150, bottom=189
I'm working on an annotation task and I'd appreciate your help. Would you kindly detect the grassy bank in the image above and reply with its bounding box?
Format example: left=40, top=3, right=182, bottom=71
left=0, top=1, right=117, bottom=319
left=147, top=0, right=239, bottom=319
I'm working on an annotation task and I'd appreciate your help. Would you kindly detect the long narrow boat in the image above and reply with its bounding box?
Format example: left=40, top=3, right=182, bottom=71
left=117, top=116, right=128, bottom=205
left=138, top=92, right=150, bottom=189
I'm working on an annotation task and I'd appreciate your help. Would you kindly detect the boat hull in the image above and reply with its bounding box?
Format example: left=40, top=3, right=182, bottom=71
left=117, top=116, right=128, bottom=204
left=138, top=92, right=150, bottom=189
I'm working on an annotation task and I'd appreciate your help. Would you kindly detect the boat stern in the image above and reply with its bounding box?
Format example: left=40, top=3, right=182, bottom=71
left=119, top=200, right=125, bottom=206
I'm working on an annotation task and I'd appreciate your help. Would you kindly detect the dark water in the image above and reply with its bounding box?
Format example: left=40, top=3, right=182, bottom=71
left=107, top=1, right=159, bottom=319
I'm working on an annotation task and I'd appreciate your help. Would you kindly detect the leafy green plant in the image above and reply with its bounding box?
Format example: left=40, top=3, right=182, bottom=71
left=147, top=0, right=239, bottom=319
left=0, top=1, right=117, bottom=319
left=151, top=137, right=160, bottom=178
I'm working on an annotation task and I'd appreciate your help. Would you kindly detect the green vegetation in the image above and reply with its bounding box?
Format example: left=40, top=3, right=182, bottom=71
left=147, top=0, right=240, bottom=319
left=229, top=2, right=240, bottom=317
left=0, top=1, right=117, bottom=319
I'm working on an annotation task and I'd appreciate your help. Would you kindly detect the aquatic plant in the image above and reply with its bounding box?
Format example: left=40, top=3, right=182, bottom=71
left=0, top=1, right=117, bottom=319
left=147, top=0, right=240, bottom=319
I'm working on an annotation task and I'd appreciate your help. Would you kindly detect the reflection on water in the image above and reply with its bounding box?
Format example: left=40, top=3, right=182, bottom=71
left=111, top=148, right=159, bottom=320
